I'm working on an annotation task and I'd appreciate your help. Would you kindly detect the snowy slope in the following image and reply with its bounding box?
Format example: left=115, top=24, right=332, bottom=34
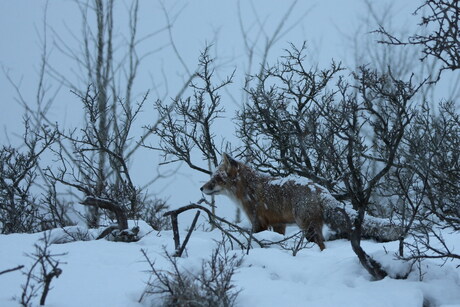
left=1, top=220, right=459, bottom=307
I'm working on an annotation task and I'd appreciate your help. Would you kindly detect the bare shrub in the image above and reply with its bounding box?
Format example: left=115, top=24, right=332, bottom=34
left=15, top=232, right=66, bottom=306
left=237, top=43, right=424, bottom=279
left=140, top=238, right=242, bottom=307
left=377, top=0, right=460, bottom=78
left=0, top=120, right=57, bottom=234
left=137, top=198, right=171, bottom=231
left=389, top=100, right=460, bottom=263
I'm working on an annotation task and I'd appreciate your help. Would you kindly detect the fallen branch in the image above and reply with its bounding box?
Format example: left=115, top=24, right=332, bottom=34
left=164, top=199, right=264, bottom=251
left=80, top=196, right=128, bottom=230
left=96, top=225, right=119, bottom=240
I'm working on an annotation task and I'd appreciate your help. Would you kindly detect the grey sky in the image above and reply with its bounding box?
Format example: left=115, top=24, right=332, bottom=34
left=0, top=0, right=419, bottom=209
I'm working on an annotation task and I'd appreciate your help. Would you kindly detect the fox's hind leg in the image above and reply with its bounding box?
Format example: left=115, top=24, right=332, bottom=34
left=314, top=223, right=326, bottom=251
left=304, top=221, right=326, bottom=251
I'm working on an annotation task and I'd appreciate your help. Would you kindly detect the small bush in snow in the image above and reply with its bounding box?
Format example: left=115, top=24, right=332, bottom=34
left=139, top=198, right=171, bottom=231
left=15, top=232, right=65, bottom=306
left=140, top=239, right=242, bottom=307
left=49, top=226, right=94, bottom=244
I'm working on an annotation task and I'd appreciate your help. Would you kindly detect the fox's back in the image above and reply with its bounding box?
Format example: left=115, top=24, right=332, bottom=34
left=247, top=176, right=324, bottom=224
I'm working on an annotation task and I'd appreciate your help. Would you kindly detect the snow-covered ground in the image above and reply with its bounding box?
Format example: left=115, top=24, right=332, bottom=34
left=1, top=220, right=459, bottom=307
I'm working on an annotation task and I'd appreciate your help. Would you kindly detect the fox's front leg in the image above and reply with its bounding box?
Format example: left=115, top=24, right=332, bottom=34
left=249, top=205, right=268, bottom=233
left=272, top=224, right=286, bottom=235
left=251, top=217, right=268, bottom=233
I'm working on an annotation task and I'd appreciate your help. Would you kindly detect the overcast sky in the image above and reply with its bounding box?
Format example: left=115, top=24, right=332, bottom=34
left=0, top=0, right=421, bottom=212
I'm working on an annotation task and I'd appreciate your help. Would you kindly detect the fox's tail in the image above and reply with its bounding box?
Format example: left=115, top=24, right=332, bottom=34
left=321, top=193, right=402, bottom=242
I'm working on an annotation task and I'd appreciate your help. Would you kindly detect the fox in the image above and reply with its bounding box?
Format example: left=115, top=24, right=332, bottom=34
left=200, top=154, right=403, bottom=250
left=200, top=153, right=329, bottom=250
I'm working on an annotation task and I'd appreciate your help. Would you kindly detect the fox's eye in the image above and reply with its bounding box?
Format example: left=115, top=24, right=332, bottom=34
left=214, top=175, right=223, bottom=183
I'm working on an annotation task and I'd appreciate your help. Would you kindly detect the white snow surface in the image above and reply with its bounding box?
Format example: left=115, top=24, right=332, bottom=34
left=1, top=220, right=460, bottom=307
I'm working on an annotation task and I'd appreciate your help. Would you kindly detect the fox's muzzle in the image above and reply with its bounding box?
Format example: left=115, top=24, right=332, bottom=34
left=200, top=181, right=221, bottom=195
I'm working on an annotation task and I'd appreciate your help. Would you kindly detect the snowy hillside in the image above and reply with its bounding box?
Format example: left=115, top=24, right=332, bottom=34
left=1, top=220, right=459, bottom=307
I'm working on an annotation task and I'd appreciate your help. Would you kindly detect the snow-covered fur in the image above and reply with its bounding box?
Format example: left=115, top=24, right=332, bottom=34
left=201, top=154, right=402, bottom=250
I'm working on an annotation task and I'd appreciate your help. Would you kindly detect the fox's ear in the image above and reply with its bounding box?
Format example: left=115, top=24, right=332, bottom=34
left=222, top=153, right=238, bottom=169
left=222, top=153, right=230, bottom=165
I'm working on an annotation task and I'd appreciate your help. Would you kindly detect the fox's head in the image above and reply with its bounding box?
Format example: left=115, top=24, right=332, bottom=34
left=200, top=153, right=240, bottom=196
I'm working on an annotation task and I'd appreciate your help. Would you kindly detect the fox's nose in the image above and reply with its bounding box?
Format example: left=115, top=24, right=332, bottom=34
left=200, top=186, right=204, bottom=191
